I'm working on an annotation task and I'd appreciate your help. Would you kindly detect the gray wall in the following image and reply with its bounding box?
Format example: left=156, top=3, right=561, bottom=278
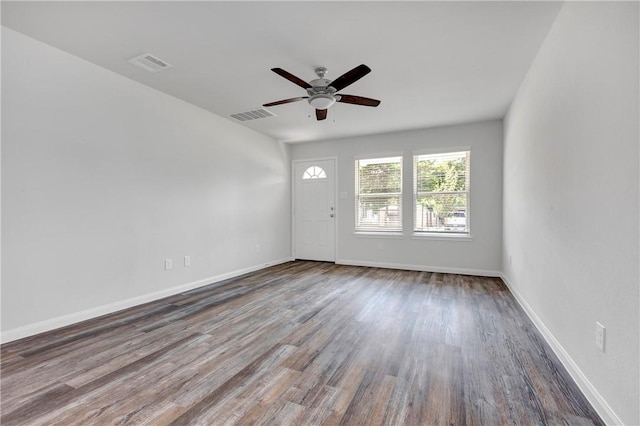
left=1, top=28, right=292, bottom=340
left=291, top=120, right=503, bottom=276
left=503, top=3, right=639, bottom=424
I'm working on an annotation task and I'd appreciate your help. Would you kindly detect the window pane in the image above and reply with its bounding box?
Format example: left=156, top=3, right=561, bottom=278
left=355, top=157, right=402, bottom=231
left=414, top=151, right=469, bottom=233
left=357, top=194, right=402, bottom=231
left=415, top=193, right=467, bottom=233
left=302, top=166, right=327, bottom=179
left=358, top=157, right=402, bottom=193
left=416, top=152, right=467, bottom=193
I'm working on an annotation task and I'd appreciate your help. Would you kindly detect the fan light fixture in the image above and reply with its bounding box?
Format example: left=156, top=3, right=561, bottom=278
left=308, top=94, right=336, bottom=110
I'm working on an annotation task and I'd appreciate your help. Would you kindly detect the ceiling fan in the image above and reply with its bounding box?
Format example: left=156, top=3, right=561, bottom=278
left=263, top=64, right=381, bottom=121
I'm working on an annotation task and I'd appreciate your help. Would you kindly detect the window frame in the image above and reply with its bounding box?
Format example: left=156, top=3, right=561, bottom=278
left=354, top=156, right=403, bottom=233
left=412, top=149, right=471, bottom=237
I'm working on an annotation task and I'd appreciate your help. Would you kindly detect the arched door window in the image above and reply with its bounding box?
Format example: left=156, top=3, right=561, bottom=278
left=302, top=166, right=327, bottom=179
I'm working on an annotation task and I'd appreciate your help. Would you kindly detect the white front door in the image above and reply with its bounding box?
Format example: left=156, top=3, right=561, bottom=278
left=294, top=159, right=336, bottom=262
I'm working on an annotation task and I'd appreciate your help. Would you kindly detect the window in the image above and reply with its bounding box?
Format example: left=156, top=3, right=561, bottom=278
left=302, top=166, right=326, bottom=179
left=414, top=151, right=470, bottom=234
left=355, top=156, right=402, bottom=231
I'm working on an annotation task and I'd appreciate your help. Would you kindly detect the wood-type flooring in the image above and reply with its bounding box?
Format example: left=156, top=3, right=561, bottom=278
left=1, top=261, right=603, bottom=425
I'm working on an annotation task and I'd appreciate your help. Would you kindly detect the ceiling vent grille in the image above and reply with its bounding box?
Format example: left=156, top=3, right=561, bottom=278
left=230, top=108, right=276, bottom=122
left=128, top=53, right=172, bottom=73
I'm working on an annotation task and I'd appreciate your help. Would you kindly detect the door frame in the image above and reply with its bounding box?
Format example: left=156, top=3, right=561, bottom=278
left=291, top=157, right=338, bottom=262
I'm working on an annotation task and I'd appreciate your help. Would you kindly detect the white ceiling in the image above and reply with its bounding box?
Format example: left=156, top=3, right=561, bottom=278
left=2, top=1, right=563, bottom=143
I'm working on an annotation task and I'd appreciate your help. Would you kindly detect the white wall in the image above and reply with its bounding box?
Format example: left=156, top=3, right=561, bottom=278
left=291, top=120, right=503, bottom=275
left=503, top=3, right=639, bottom=424
left=1, top=28, right=291, bottom=340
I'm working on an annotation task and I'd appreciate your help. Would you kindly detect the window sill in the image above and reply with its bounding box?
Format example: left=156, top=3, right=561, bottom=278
left=353, top=231, right=404, bottom=239
left=411, top=232, right=473, bottom=242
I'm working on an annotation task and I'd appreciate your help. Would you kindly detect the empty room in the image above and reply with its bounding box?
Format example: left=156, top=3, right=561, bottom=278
left=1, top=1, right=638, bottom=425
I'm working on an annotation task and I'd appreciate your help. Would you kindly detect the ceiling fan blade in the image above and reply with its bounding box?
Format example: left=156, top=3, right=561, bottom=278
left=316, top=109, right=327, bottom=121
left=263, top=97, right=308, bottom=107
left=337, top=94, right=381, bottom=107
left=328, top=64, right=371, bottom=92
left=271, top=68, right=312, bottom=89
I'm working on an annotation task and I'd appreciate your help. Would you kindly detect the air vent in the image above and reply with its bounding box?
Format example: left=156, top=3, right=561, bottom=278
left=127, top=53, right=172, bottom=73
left=230, top=108, right=276, bottom=122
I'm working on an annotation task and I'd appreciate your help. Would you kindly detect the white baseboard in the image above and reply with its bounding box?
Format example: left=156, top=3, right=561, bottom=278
left=500, top=274, right=623, bottom=426
left=336, top=258, right=502, bottom=278
left=0, top=257, right=293, bottom=344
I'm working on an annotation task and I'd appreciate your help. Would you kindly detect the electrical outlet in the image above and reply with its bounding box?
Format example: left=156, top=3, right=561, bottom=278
left=164, top=259, right=173, bottom=271
left=595, top=322, right=606, bottom=352
left=184, top=256, right=191, bottom=267
left=256, top=244, right=261, bottom=253
left=509, top=255, right=512, bottom=266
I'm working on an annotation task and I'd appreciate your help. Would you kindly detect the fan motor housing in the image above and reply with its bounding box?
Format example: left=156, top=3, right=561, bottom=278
left=309, top=78, right=335, bottom=90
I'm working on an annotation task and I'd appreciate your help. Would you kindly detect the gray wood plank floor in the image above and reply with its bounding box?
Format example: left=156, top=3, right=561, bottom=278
left=1, top=261, right=603, bottom=425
